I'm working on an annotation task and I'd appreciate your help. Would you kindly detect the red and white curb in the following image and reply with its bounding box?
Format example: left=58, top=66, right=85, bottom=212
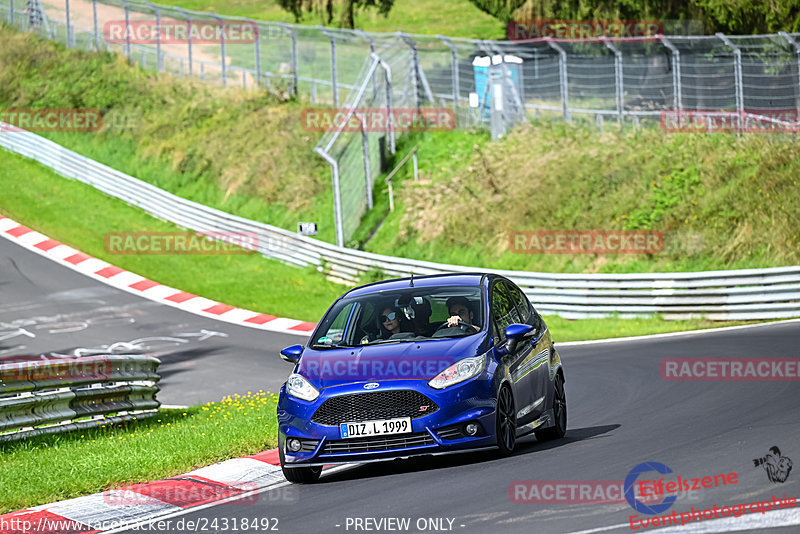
left=0, top=449, right=283, bottom=533
left=0, top=215, right=317, bottom=337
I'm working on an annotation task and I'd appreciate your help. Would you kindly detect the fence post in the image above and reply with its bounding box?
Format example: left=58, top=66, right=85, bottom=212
left=278, top=23, right=298, bottom=97
left=779, top=32, right=800, bottom=123
left=248, top=19, right=261, bottom=87
left=65, top=0, right=71, bottom=47
left=437, top=35, right=460, bottom=112
left=319, top=27, right=339, bottom=107
left=91, top=0, right=99, bottom=50
left=717, top=34, right=743, bottom=118
left=120, top=0, right=131, bottom=58
left=661, top=36, right=682, bottom=111
left=314, top=148, right=344, bottom=248
left=211, top=15, right=227, bottom=87
left=7, top=0, right=12, bottom=24
left=356, top=112, right=373, bottom=209
left=177, top=7, right=193, bottom=75
left=372, top=52, right=395, bottom=154
left=398, top=31, right=421, bottom=109
left=546, top=38, right=569, bottom=122
left=356, top=30, right=377, bottom=100
left=602, top=37, right=624, bottom=126
left=153, top=4, right=162, bottom=72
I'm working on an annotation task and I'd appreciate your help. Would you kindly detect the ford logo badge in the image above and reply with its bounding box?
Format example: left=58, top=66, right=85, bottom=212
left=363, top=382, right=379, bottom=390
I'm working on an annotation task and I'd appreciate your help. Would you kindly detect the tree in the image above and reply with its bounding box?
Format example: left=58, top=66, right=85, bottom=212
left=278, top=0, right=395, bottom=29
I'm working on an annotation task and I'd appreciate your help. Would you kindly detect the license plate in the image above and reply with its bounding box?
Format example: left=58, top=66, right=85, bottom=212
left=339, top=417, right=411, bottom=439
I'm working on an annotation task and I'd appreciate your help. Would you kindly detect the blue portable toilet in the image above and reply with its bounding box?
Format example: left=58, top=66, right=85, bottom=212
left=472, top=55, right=524, bottom=119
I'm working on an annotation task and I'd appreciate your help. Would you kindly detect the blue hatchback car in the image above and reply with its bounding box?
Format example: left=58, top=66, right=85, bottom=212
left=276, top=273, right=566, bottom=483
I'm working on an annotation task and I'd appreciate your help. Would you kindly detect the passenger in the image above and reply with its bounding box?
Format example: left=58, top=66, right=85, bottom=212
left=379, top=307, right=413, bottom=339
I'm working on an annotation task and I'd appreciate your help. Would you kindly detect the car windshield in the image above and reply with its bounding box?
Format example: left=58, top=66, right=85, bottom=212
left=311, top=285, right=484, bottom=348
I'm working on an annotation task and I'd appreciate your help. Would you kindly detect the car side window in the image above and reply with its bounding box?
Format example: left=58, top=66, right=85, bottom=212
left=491, top=282, right=521, bottom=341
left=507, top=282, right=532, bottom=324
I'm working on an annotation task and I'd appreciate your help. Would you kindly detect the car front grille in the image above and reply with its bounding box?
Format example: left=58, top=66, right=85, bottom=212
left=322, top=432, right=435, bottom=454
left=311, top=390, right=439, bottom=426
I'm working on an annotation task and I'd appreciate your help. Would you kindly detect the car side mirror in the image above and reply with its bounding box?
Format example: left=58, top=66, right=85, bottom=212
left=280, top=344, right=304, bottom=364
left=498, top=324, right=536, bottom=357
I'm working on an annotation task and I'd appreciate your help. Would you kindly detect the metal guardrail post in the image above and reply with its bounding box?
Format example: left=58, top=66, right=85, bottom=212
left=314, top=148, right=344, bottom=247
left=355, top=112, right=373, bottom=209
left=177, top=7, right=193, bottom=75
left=661, top=36, right=682, bottom=111
left=278, top=22, right=298, bottom=97
left=319, top=27, right=339, bottom=107
left=211, top=14, right=226, bottom=87
left=779, top=32, right=800, bottom=122
left=602, top=38, right=624, bottom=125
left=371, top=51, right=395, bottom=154
left=717, top=33, right=744, bottom=117
left=545, top=38, right=569, bottom=122
left=437, top=35, right=460, bottom=112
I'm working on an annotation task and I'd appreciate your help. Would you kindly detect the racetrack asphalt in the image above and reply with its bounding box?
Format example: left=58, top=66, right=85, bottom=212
left=0, top=237, right=300, bottom=405
left=2, top=234, right=799, bottom=533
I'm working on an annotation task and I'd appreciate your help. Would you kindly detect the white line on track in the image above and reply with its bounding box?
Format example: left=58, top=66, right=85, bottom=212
left=100, top=464, right=359, bottom=534
left=557, top=318, right=800, bottom=348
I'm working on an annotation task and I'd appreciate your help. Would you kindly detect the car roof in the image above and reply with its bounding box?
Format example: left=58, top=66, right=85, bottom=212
left=343, top=273, right=493, bottom=299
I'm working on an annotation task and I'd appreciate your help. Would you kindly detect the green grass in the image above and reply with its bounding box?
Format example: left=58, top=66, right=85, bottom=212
left=0, top=392, right=279, bottom=514
left=358, top=123, right=800, bottom=273
left=150, top=0, right=506, bottom=39
left=0, top=148, right=346, bottom=322
left=0, top=25, right=338, bottom=244
left=0, top=147, right=774, bottom=341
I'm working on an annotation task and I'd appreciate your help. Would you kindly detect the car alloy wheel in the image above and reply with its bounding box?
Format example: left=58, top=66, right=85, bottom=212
left=496, top=385, right=516, bottom=455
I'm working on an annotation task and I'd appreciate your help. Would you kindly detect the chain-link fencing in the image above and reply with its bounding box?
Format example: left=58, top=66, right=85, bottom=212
left=2, top=0, right=799, bottom=245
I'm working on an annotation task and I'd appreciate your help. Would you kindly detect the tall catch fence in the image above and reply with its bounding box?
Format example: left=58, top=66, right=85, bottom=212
left=2, top=1, right=800, bottom=244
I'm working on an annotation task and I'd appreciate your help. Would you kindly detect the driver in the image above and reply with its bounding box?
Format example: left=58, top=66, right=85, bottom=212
left=445, top=296, right=480, bottom=331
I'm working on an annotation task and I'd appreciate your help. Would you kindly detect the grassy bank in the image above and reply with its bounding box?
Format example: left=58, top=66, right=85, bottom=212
left=0, top=149, right=346, bottom=321
left=0, top=25, right=337, bottom=244
left=151, top=0, right=505, bottom=39
left=0, top=392, right=279, bottom=514
left=0, top=146, right=769, bottom=341
left=360, top=124, right=800, bottom=273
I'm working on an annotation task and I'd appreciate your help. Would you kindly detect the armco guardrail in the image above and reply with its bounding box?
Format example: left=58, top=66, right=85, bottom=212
left=1, top=125, right=799, bottom=321
left=0, top=354, right=161, bottom=441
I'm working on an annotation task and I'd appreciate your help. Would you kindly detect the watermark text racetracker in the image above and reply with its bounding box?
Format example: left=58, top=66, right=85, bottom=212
left=510, top=230, right=664, bottom=254
left=300, top=108, right=455, bottom=132
left=0, top=108, right=102, bottom=132
left=507, top=20, right=663, bottom=40
left=104, top=20, right=259, bottom=44
left=104, top=231, right=263, bottom=255
left=661, top=358, right=800, bottom=381
left=661, top=110, right=800, bottom=133
left=510, top=480, right=702, bottom=504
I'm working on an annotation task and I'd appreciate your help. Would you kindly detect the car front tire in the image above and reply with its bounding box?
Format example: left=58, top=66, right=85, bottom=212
left=279, top=434, right=322, bottom=484
left=535, top=372, right=567, bottom=442
left=495, top=384, right=516, bottom=456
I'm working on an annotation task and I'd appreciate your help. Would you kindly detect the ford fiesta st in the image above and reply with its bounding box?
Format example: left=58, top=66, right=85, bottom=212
left=276, top=273, right=566, bottom=483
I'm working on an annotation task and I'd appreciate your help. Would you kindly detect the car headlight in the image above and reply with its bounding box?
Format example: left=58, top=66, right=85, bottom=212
left=286, top=373, right=319, bottom=401
left=428, top=354, right=486, bottom=389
